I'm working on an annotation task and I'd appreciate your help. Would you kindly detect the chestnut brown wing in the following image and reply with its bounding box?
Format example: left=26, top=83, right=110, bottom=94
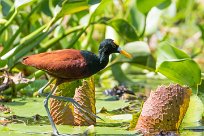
left=22, top=49, right=91, bottom=79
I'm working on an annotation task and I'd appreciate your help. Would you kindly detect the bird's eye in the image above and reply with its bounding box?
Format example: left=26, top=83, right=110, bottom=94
left=112, top=44, right=116, bottom=48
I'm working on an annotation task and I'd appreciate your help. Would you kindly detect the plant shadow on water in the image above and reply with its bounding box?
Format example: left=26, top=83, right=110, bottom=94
left=179, top=121, right=204, bottom=136
left=3, top=101, right=27, bottom=106
left=3, top=114, right=50, bottom=125
left=96, top=122, right=129, bottom=127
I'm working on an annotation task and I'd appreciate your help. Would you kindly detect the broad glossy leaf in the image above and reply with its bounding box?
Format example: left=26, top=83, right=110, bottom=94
left=137, top=0, right=168, bottom=14
left=1, top=25, right=46, bottom=60
left=108, top=114, right=132, bottom=122
left=0, top=59, right=7, bottom=68
left=99, top=70, right=118, bottom=88
left=198, top=24, right=204, bottom=41
left=127, top=0, right=145, bottom=34
left=57, top=1, right=89, bottom=18
left=88, top=0, right=101, bottom=5
left=0, top=19, right=8, bottom=24
left=198, top=79, right=204, bottom=95
left=111, top=63, right=132, bottom=85
left=109, top=40, right=156, bottom=84
left=157, top=59, right=201, bottom=88
left=156, top=42, right=201, bottom=88
left=13, top=28, right=56, bottom=64
left=20, top=79, right=47, bottom=96
left=45, top=1, right=89, bottom=31
left=4, top=70, right=45, bottom=94
left=176, top=0, right=194, bottom=21
left=111, top=55, right=132, bottom=85
left=145, top=7, right=162, bottom=35
left=123, top=41, right=156, bottom=70
left=183, top=126, right=204, bottom=131
left=157, top=0, right=171, bottom=9
left=1, top=0, right=13, bottom=16
left=14, top=0, right=37, bottom=9
left=145, top=0, right=171, bottom=35
left=40, top=0, right=52, bottom=17
left=89, top=0, right=112, bottom=23
left=156, top=42, right=190, bottom=67
left=183, top=95, right=204, bottom=123
left=108, top=19, right=138, bottom=41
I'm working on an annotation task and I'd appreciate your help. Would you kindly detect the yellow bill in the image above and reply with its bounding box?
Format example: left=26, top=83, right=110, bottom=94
left=117, top=47, right=132, bottom=59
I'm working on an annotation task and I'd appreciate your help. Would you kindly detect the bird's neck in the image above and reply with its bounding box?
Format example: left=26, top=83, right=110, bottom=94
left=98, top=49, right=109, bottom=70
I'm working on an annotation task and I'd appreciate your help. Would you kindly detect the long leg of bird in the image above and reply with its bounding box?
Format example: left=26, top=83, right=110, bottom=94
left=49, top=95, right=104, bottom=121
left=38, top=78, right=55, bottom=95
left=43, top=83, right=59, bottom=136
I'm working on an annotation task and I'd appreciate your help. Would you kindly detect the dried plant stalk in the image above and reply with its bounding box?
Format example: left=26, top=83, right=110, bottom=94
left=50, top=80, right=79, bottom=125
left=135, top=84, right=191, bottom=134
left=74, top=77, right=96, bottom=126
left=50, top=99, right=74, bottom=125
left=49, top=77, right=96, bottom=125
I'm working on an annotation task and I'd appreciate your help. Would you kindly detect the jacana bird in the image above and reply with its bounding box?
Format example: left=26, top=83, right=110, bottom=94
left=22, top=39, right=132, bottom=135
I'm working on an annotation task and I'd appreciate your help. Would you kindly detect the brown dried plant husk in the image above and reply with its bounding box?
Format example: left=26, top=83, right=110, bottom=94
left=73, top=77, right=96, bottom=126
left=135, top=84, right=191, bottom=134
left=50, top=77, right=96, bottom=125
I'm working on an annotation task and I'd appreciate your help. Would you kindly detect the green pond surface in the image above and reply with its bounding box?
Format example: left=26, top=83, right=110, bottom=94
left=0, top=96, right=204, bottom=136
left=0, top=77, right=204, bottom=136
left=0, top=97, right=136, bottom=135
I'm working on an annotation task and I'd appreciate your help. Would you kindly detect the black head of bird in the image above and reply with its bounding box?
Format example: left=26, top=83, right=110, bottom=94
left=99, top=39, right=132, bottom=58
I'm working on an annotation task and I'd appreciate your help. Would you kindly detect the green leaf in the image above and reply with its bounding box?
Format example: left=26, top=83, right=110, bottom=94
left=57, top=1, right=89, bottom=18
left=157, top=0, right=171, bottom=9
left=1, top=0, right=13, bottom=16
left=0, top=2, right=41, bottom=55
left=111, top=58, right=132, bottom=85
left=144, top=0, right=171, bottom=35
left=198, top=24, right=204, bottom=41
left=156, top=42, right=201, bottom=88
left=183, top=95, right=204, bottom=123
left=20, top=80, right=48, bottom=96
left=157, top=59, right=201, bottom=88
left=183, top=126, right=204, bottom=131
left=14, top=0, right=37, bottom=9
left=87, top=0, right=101, bottom=5
left=108, top=19, right=138, bottom=41
left=38, top=25, right=84, bottom=52
left=198, top=79, right=204, bottom=95
left=89, top=0, right=112, bottom=23
left=156, top=42, right=190, bottom=68
left=176, top=0, right=194, bottom=21
left=127, top=0, right=145, bottom=34
left=108, top=114, right=132, bottom=122
left=45, top=0, right=89, bottom=31
left=0, top=59, right=7, bottom=68
left=137, top=0, right=168, bottom=15
left=40, top=0, right=52, bottom=17
left=0, top=19, right=8, bottom=24
left=123, top=41, right=156, bottom=70
left=12, top=26, right=57, bottom=64
left=4, top=70, right=45, bottom=94
left=145, top=7, right=162, bottom=35
left=1, top=25, right=46, bottom=60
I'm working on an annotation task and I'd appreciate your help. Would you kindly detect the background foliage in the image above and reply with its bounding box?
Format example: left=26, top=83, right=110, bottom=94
left=0, top=0, right=204, bottom=135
